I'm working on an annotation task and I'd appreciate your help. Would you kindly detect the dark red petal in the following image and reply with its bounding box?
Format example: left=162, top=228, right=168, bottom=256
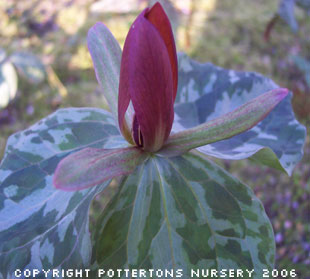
left=119, top=11, right=174, bottom=152
left=145, top=2, right=178, bottom=101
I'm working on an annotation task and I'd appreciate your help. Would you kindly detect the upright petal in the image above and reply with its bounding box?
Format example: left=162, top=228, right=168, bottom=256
left=118, top=11, right=174, bottom=152
left=145, top=3, right=178, bottom=100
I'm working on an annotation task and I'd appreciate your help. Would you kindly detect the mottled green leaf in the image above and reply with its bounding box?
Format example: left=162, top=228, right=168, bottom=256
left=10, top=52, right=45, bottom=84
left=174, top=53, right=306, bottom=175
left=0, top=60, right=17, bottom=109
left=54, top=147, right=147, bottom=191
left=93, top=152, right=275, bottom=278
left=0, top=108, right=127, bottom=277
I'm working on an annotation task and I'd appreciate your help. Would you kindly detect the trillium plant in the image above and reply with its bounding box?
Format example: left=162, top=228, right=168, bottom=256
left=0, top=2, right=306, bottom=278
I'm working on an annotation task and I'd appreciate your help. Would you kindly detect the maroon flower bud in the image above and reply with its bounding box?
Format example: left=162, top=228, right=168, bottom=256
left=118, top=3, right=178, bottom=152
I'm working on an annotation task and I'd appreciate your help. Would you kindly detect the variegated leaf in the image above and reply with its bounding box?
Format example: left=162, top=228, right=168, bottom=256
left=92, top=152, right=275, bottom=279
left=10, top=52, right=45, bottom=84
left=0, top=108, right=127, bottom=277
left=174, top=53, right=306, bottom=175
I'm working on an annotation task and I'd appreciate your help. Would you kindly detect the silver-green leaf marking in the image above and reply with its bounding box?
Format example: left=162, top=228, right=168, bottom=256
left=93, top=152, right=275, bottom=279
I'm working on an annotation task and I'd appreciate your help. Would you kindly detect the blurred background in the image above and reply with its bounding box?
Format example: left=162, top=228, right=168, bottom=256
left=0, top=0, right=309, bottom=277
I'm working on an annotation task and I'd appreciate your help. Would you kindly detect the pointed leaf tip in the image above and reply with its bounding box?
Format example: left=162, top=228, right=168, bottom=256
left=53, top=147, right=148, bottom=191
